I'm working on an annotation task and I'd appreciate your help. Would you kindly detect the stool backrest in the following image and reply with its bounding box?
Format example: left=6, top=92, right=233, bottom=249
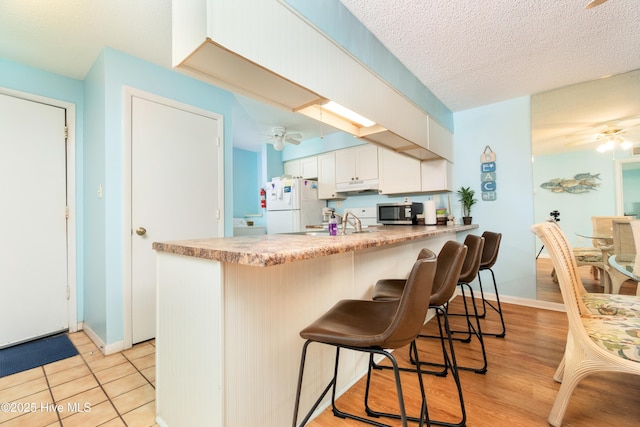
left=458, top=235, right=485, bottom=284
left=430, top=241, right=468, bottom=307
left=379, top=256, right=437, bottom=349
left=416, top=248, right=437, bottom=262
left=480, top=231, right=502, bottom=270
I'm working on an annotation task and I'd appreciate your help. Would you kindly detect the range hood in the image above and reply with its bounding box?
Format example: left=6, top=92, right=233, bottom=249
left=335, top=179, right=379, bottom=193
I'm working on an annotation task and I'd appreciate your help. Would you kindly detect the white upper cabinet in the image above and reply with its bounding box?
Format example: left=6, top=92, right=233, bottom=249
left=378, top=148, right=422, bottom=194
left=317, top=152, right=345, bottom=200
left=421, top=159, right=454, bottom=192
left=335, top=145, right=378, bottom=184
left=427, top=117, right=454, bottom=161
left=300, top=156, right=318, bottom=179
left=284, top=156, right=318, bottom=179
left=283, top=160, right=301, bottom=178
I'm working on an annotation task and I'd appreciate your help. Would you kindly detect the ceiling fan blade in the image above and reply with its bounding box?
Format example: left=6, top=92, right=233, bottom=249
left=284, top=137, right=301, bottom=145
left=586, top=0, right=609, bottom=9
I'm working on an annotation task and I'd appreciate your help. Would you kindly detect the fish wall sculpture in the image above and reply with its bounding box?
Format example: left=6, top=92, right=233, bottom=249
left=540, top=173, right=601, bottom=193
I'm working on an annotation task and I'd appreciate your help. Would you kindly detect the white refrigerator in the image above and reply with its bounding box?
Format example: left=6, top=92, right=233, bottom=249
left=266, top=178, right=324, bottom=234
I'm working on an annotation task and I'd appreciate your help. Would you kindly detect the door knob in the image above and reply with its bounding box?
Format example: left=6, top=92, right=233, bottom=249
left=135, top=227, right=147, bottom=236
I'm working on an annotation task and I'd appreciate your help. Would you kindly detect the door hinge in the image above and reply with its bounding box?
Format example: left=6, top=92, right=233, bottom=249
left=66, top=285, right=70, bottom=300
left=217, top=209, right=221, bottom=220
left=65, top=206, right=69, bottom=219
left=64, top=126, right=68, bottom=139
left=217, top=136, right=221, bottom=148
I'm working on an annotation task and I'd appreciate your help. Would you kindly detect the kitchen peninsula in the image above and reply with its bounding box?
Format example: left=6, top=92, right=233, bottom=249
left=152, top=224, right=477, bottom=427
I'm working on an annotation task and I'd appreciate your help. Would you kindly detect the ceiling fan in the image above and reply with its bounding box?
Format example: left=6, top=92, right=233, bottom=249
left=266, top=126, right=302, bottom=151
left=586, top=0, right=610, bottom=8
left=560, top=116, right=640, bottom=147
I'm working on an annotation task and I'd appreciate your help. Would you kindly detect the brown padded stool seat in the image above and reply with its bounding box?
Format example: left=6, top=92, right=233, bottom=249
left=372, top=248, right=436, bottom=301
left=293, top=257, right=437, bottom=427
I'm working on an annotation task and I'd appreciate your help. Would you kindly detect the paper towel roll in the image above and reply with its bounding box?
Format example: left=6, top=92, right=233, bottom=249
left=424, top=200, right=437, bottom=225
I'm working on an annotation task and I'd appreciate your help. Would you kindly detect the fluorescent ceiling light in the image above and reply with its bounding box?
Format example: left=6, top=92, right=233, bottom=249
left=322, top=101, right=376, bottom=128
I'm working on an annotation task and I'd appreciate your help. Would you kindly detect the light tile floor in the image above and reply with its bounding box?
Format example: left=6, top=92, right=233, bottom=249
left=0, top=332, right=157, bottom=427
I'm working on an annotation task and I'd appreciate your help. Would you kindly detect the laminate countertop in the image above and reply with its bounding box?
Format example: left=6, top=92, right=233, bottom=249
left=152, top=224, right=478, bottom=267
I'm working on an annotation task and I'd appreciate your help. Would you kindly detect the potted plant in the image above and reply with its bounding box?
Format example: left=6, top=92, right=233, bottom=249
left=457, top=186, right=477, bottom=225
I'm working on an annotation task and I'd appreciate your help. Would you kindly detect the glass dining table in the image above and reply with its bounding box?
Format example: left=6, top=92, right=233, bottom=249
left=608, top=254, right=640, bottom=295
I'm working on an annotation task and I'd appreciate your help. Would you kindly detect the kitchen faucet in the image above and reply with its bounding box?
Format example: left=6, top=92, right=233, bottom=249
left=342, top=211, right=362, bottom=234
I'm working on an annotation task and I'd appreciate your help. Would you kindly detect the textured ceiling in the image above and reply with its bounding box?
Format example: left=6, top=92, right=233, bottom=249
left=339, top=0, right=640, bottom=112
left=1, top=0, right=639, bottom=152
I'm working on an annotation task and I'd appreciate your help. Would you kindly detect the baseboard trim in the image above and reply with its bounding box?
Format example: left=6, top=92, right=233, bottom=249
left=81, top=323, right=125, bottom=356
left=454, top=289, right=565, bottom=312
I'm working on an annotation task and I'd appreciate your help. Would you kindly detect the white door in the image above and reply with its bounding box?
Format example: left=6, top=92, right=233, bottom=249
left=131, top=95, right=221, bottom=344
left=0, top=93, right=68, bottom=347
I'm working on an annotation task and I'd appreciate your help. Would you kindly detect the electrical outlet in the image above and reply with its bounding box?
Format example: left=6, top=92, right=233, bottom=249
left=336, top=201, right=342, bottom=208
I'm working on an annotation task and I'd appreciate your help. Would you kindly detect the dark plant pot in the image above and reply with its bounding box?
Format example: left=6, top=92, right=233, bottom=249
left=462, top=217, right=472, bottom=225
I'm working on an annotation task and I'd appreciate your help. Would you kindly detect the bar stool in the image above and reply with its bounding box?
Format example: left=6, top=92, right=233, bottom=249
left=292, top=256, right=437, bottom=427
left=476, top=231, right=506, bottom=337
left=370, top=241, right=468, bottom=427
left=449, top=234, right=487, bottom=374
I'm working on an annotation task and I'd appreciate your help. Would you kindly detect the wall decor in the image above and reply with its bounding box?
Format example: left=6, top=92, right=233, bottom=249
left=480, top=146, right=497, bottom=201
left=540, top=172, right=601, bottom=193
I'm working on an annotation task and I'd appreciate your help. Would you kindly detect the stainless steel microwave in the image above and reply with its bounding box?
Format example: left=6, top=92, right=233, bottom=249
left=376, top=202, right=423, bottom=225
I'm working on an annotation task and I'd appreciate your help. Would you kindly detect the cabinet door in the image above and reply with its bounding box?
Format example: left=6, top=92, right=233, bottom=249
left=335, top=144, right=379, bottom=183
left=284, top=159, right=301, bottom=177
left=355, top=144, right=379, bottom=181
left=428, top=117, right=454, bottom=161
left=421, top=159, right=453, bottom=192
left=378, top=148, right=421, bottom=194
left=318, top=152, right=344, bottom=199
left=335, top=147, right=357, bottom=183
left=300, top=156, right=318, bottom=179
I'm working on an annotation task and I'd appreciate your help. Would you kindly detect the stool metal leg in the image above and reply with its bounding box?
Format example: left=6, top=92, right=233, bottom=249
left=293, top=340, right=336, bottom=427
left=364, top=340, right=430, bottom=427
left=448, top=285, right=488, bottom=374
left=367, top=306, right=467, bottom=427
left=477, top=268, right=506, bottom=337
left=293, top=340, right=429, bottom=427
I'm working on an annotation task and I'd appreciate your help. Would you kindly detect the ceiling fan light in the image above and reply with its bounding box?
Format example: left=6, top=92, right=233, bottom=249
left=621, top=140, right=633, bottom=150
left=273, top=137, right=284, bottom=151
left=596, top=143, right=608, bottom=153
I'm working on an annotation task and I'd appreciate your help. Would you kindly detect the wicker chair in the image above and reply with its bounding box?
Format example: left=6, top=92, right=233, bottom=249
left=604, top=219, right=638, bottom=294
left=531, top=221, right=640, bottom=426
left=632, top=220, right=640, bottom=254
left=572, top=216, right=632, bottom=288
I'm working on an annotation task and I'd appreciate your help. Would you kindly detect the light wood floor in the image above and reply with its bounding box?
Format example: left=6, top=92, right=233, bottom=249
left=306, top=270, right=640, bottom=426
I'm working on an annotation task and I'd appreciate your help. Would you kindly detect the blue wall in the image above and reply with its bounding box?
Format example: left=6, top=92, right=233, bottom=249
left=233, top=148, right=261, bottom=217
left=533, top=149, right=639, bottom=253
left=82, top=47, right=235, bottom=345
left=453, top=97, right=536, bottom=299
left=623, top=167, right=640, bottom=217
